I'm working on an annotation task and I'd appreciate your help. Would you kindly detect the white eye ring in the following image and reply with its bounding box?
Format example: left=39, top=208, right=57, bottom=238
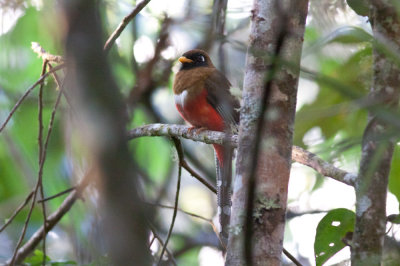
left=199, top=55, right=205, bottom=62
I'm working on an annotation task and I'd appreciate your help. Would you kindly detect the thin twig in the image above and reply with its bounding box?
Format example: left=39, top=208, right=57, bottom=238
left=38, top=60, right=47, bottom=164
left=283, top=248, right=303, bottom=266
left=149, top=235, right=156, bottom=248
left=103, top=0, right=152, bottom=53
left=31, top=43, right=74, bottom=113
left=286, top=209, right=326, bottom=220
left=147, top=202, right=218, bottom=230
left=181, top=160, right=217, bottom=194
left=37, top=60, right=48, bottom=265
left=127, top=16, right=172, bottom=108
left=157, top=138, right=183, bottom=265
left=151, top=203, right=212, bottom=223
left=10, top=81, right=64, bottom=265
left=37, top=187, right=76, bottom=203
left=148, top=202, right=222, bottom=246
left=47, top=63, right=76, bottom=118
left=148, top=223, right=177, bottom=266
left=7, top=169, right=92, bottom=265
left=0, top=191, right=34, bottom=233
left=0, top=63, right=65, bottom=133
left=9, top=173, right=38, bottom=264
left=152, top=204, right=302, bottom=264
left=31, top=42, right=64, bottom=63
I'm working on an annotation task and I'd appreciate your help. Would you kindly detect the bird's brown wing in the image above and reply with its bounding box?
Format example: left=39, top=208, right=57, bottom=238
left=204, top=70, right=240, bottom=126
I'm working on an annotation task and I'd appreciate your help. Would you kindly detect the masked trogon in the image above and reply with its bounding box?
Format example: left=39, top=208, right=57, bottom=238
left=173, top=49, right=239, bottom=248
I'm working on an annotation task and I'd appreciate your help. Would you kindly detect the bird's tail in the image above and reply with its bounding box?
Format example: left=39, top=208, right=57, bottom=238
left=213, top=144, right=233, bottom=250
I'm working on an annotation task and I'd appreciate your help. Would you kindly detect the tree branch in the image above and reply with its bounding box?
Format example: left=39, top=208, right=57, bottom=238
left=0, top=191, right=34, bottom=234
left=128, top=123, right=356, bottom=186
left=9, top=65, right=65, bottom=265
left=292, top=146, right=356, bottom=186
left=127, top=16, right=172, bottom=109
left=103, top=0, right=152, bottom=53
left=37, top=59, right=48, bottom=265
left=181, top=160, right=217, bottom=194
left=148, top=223, right=177, bottom=265
left=6, top=170, right=91, bottom=265
left=31, top=42, right=64, bottom=63
left=158, top=138, right=183, bottom=265
left=63, top=1, right=151, bottom=264
left=0, top=64, right=65, bottom=133
left=127, top=123, right=237, bottom=146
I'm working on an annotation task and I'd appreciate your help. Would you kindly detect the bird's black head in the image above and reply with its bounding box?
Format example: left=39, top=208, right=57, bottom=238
left=178, top=49, right=213, bottom=70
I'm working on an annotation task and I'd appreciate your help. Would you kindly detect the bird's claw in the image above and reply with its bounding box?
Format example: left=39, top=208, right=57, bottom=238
left=187, top=126, right=207, bottom=134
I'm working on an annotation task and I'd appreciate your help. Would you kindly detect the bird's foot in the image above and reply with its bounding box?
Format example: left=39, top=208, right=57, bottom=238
left=187, top=126, right=207, bottom=134
left=195, top=127, right=208, bottom=134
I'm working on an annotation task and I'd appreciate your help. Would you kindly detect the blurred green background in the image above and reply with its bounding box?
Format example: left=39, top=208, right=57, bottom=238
left=0, top=0, right=399, bottom=265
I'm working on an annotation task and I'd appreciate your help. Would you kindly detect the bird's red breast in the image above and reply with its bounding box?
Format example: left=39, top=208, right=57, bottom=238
left=172, top=49, right=239, bottom=164
left=174, top=84, right=226, bottom=165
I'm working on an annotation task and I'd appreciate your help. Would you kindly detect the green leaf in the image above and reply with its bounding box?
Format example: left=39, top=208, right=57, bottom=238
left=326, top=26, right=372, bottom=44
left=24, top=249, right=77, bottom=265
left=24, top=249, right=50, bottom=265
left=295, top=46, right=371, bottom=148
left=389, top=145, right=400, bottom=204
left=314, top=208, right=355, bottom=266
left=346, top=0, right=370, bottom=17
left=387, top=214, right=400, bottom=224
left=50, top=261, right=78, bottom=265
left=303, top=27, right=372, bottom=58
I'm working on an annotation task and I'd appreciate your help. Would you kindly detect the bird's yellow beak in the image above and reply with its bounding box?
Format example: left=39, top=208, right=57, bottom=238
left=179, top=56, right=194, bottom=64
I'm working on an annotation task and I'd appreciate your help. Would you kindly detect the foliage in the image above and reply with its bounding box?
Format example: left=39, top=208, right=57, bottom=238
left=0, top=0, right=399, bottom=265
left=389, top=146, right=400, bottom=205
left=346, top=0, right=369, bottom=17
left=314, top=208, right=355, bottom=266
left=24, top=249, right=77, bottom=266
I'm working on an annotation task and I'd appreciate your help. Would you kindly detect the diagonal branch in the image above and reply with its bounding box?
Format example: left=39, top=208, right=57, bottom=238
left=0, top=191, right=34, bottom=233
left=103, top=0, right=152, bottom=53
left=181, top=160, right=217, bottom=194
left=292, top=146, right=356, bottom=186
left=127, top=16, right=172, bottom=108
left=0, top=64, right=65, bottom=133
left=148, top=223, right=177, bottom=265
left=6, top=170, right=92, bottom=265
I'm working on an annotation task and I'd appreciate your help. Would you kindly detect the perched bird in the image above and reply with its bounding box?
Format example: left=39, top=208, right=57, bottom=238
left=173, top=49, right=240, bottom=248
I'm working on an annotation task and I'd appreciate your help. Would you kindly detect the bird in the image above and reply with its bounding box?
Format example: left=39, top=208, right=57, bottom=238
left=173, top=49, right=240, bottom=249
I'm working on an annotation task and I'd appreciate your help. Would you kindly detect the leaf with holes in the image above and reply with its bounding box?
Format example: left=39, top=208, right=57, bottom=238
left=314, top=208, right=355, bottom=266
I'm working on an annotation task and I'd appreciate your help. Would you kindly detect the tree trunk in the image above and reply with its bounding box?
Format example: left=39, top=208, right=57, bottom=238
left=63, top=1, right=151, bottom=265
left=226, top=1, right=309, bottom=265
left=351, top=1, right=400, bottom=265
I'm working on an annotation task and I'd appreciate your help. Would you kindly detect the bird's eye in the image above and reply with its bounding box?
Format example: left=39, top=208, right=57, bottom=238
left=198, top=55, right=205, bottom=62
